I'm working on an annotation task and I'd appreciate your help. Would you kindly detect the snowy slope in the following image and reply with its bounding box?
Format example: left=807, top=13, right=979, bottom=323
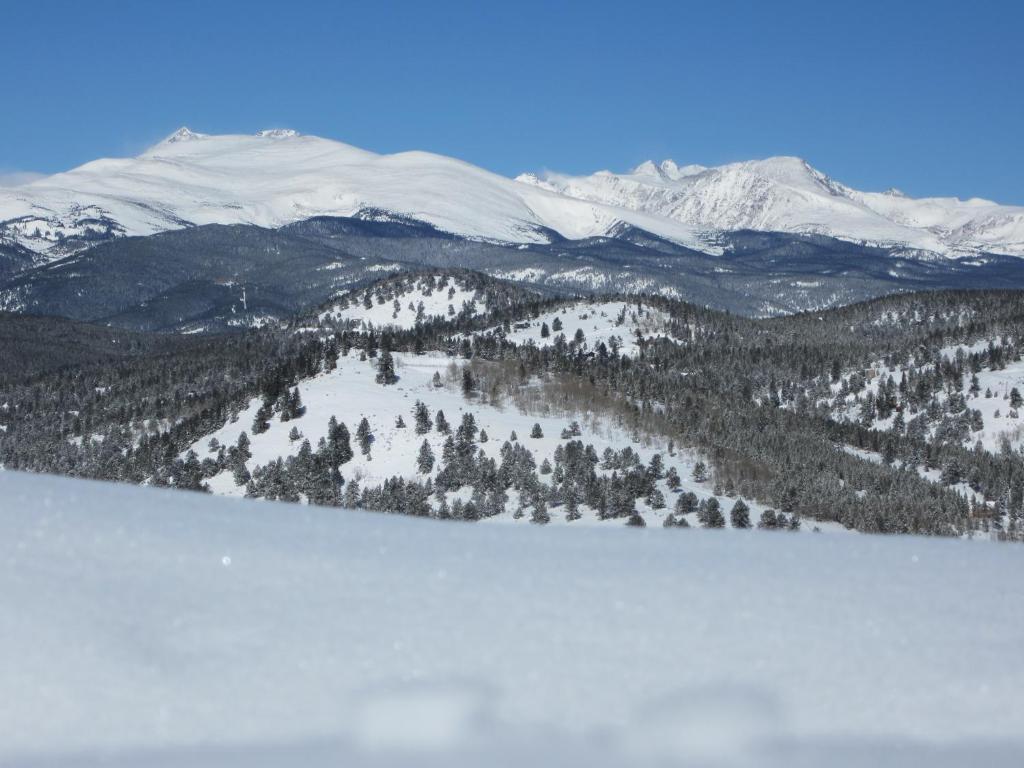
left=518, top=157, right=1024, bottom=257
left=1, top=469, right=1023, bottom=767
left=497, top=299, right=675, bottom=356
left=318, top=274, right=488, bottom=329
left=822, top=339, right=1024, bottom=454
left=0, top=128, right=711, bottom=259
left=187, top=350, right=808, bottom=530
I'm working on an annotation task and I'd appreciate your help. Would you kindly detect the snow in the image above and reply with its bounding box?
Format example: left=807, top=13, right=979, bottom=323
left=498, top=299, right=675, bottom=356
left=0, top=129, right=711, bottom=260
left=318, top=278, right=485, bottom=330
left=1, top=469, right=1023, bottom=766
left=822, top=340, right=1024, bottom=454
left=8, top=131, right=1020, bottom=265
left=188, top=350, right=772, bottom=530
left=518, top=156, right=1024, bottom=257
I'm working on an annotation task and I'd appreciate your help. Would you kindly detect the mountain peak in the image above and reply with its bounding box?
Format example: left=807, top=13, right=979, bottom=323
left=630, top=159, right=707, bottom=181
left=162, top=127, right=206, bottom=144
left=631, top=160, right=664, bottom=178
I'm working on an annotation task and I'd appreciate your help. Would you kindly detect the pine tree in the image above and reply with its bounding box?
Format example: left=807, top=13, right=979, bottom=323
left=462, top=368, right=477, bottom=398
left=288, top=425, right=301, bottom=442
left=252, top=403, right=272, bottom=434
left=232, top=461, right=251, bottom=486
left=413, top=401, right=431, bottom=434
left=730, top=499, right=751, bottom=528
left=692, top=461, right=709, bottom=482
left=417, top=440, right=435, bottom=474
left=435, top=410, right=450, bottom=434
left=626, top=510, right=646, bottom=527
left=376, top=349, right=398, bottom=385
left=530, top=423, right=543, bottom=439
left=328, top=417, right=353, bottom=466
left=356, top=417, right=373, bottom=456
left=540, top=321, right=550, bottom=338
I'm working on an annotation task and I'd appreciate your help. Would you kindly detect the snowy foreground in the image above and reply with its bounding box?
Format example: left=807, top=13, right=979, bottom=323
left=1, top=471, right=1023, bottom=767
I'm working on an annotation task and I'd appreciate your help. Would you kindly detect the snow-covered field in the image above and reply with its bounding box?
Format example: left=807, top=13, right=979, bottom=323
left=1, top=470, right=1022, bottom=767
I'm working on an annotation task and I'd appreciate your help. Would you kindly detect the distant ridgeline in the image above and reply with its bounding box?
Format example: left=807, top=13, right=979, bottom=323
left=2, top=270, right=1024, bottom=541
left=4, top=215, right=1024, bottom=332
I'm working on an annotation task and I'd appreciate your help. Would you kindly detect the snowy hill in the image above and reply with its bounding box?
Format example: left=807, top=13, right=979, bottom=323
left=1, top=469, right=1022, bottom=766
left=186, top=346, right=816, bottom=530
left=0, top=128, right=710, bottom=260
left=518, top=157, right=1024, bottom=257
left=317, top=273, right=493, bottom=330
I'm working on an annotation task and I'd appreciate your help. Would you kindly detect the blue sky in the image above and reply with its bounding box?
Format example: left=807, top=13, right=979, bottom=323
left=2, top=0, right=1021, bottom=203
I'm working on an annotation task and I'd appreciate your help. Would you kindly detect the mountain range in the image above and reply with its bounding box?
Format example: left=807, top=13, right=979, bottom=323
left=2, top=128, right=1024, bottom=331
left=3, top=127, right=1022, bottom=262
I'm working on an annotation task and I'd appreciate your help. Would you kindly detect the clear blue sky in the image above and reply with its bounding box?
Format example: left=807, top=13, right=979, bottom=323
left=2, top=0, right=1021, bottom=203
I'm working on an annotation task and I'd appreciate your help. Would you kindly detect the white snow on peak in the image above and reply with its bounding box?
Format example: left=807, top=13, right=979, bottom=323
left=520, top=156, right=1024, bottom=257
left=255, top=128, right=300, bottom=138
left=3, top=131, right=1022, bottom=261
left=160, top=126, right=206, bottom=144
left=0, top=130, right=711, bottom=260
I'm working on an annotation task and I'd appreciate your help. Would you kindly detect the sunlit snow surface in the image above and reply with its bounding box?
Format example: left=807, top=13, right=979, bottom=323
left=1, top=471, right=1023, bottom=767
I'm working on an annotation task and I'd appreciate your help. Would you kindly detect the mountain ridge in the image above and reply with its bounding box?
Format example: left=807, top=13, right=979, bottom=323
left=518, top=156, right=1024, bottom=257
left=2, top=128, right=1022, bottom=264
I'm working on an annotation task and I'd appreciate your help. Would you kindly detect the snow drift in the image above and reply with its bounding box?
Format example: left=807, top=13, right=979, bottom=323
left=1, top=470, right=1022, bottom=767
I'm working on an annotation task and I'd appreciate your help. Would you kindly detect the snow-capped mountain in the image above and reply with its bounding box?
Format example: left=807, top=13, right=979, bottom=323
left=0, top=128, right=710, bottom=260
left=3, top=129, right=1022, bottom=263
left=517, top=157, right=1024, bottom=257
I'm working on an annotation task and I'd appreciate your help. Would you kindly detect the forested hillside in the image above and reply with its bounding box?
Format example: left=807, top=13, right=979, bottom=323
left=3, top=272, right=1024, bottom=540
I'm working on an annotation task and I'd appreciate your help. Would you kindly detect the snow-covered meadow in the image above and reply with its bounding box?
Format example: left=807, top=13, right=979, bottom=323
left=1, top=470, right=1022, bottom=767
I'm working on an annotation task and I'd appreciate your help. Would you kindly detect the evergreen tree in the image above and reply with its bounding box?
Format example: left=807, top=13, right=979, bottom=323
left=462, top=368, right=477, bottom=397
left=435, top=410, right=450, bottom=434
left=730, top=499, right=751, bottom=528
left=413, top=401, right=431, bottom=434
left=327, top=417, right=353, bottom=466
left=376, top=349, right=398, bottom=385
left=417, top=440, right=435, bottom=474
left=356, top=417, right=373, bottom=456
